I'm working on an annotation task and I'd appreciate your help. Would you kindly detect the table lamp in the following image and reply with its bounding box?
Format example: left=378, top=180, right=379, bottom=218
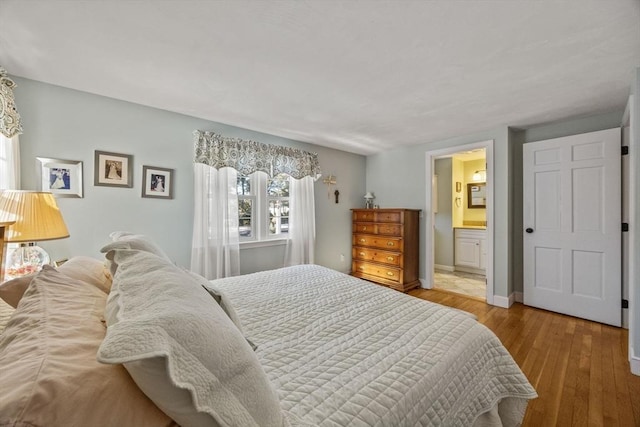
left=364, top=192, right=375, bottom=209
left=0, top=191, right=69, bottom=280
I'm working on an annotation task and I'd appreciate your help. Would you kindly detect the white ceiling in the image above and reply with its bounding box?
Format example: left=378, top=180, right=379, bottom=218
left=1, top=1, right=638, bottom=155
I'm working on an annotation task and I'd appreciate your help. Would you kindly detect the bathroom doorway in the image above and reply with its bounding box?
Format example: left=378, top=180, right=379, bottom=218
left=425, top=140, right=494, bottom=304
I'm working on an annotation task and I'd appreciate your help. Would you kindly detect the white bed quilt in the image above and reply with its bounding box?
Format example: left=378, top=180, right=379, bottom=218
left=213, top=265, right=537, bottom=427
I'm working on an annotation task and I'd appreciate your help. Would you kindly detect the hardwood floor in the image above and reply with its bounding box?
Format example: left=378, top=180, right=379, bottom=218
left=408, top=288, right=640, bottom=427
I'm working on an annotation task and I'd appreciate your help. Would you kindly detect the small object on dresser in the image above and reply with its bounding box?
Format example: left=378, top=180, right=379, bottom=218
left=363, top=192, right=375, bottom=209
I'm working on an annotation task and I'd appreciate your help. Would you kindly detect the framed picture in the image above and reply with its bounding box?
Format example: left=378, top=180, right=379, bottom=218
left=94, top=150, right=133, bottom=188
left=141, top=165, right=174, bottom=199
left=36, top=157, right=83, bottom=198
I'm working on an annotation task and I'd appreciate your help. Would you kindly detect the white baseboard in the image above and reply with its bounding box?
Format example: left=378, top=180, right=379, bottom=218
left=454, top=265, right=485, bottom=275
left=515, top=292, right=523, bottom=303
left=493, top=293, right=515, bottom=308
left=631, top=347, right=640, bottom=376
left=434, top=264, right=455, bottom=272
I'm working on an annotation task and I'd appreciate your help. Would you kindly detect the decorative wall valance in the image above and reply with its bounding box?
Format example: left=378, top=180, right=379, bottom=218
left=193, top=130, right=321, bottom=180
left=0, top=67, right=23, bottom=138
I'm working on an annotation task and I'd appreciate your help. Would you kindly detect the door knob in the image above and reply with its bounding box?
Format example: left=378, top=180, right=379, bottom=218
left=525, top=228, right=534, bottom=233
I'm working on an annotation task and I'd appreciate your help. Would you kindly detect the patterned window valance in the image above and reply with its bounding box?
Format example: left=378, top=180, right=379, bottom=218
left=0, top=67, right=23, bottom=138
left=193, top=130, right=321, bottom=180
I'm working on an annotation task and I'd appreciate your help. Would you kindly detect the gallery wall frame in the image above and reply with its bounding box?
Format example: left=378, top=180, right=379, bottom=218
left=94, top=150, right=133, bottom=188
left=141, top=165, right=174, bottom=199
left=36, top=157, right=83, bottom=198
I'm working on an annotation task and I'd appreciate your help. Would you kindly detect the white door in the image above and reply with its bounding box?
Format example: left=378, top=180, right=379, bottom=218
left=523, top=128, right=621, bottom=326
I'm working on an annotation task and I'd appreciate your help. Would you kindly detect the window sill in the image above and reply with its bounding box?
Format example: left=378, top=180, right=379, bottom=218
left=240, top=238, right=288, bottom=249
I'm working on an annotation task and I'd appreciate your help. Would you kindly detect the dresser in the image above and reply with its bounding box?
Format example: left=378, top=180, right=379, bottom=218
left=351, top=208, right=421, bottom=292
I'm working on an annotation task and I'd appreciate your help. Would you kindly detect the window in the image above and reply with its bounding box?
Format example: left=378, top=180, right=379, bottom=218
left=237, top=172, right=289, bottom=242
left=237, top=175, right=254, bottom=238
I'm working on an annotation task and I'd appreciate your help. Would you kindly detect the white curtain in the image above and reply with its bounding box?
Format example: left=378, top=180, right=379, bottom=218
left=285, top=175, right=316, bottom=266
left=0, top=134, right=20, bottom=190
left=190, top=163, right=240, bottom=279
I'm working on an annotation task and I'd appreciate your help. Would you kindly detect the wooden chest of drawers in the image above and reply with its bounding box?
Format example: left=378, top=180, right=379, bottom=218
left=351, top=208, right=421, bottom=292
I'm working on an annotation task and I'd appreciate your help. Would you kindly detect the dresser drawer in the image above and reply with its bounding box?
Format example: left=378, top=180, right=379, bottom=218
left=353, top=222, right=402, bottom=236
left=352, top=247, right=402, bottom=266
left=353, top=211, right=375, bottom=222
left=376, top=223, right=402, bottom=236
left=353, top=234, right=403, bottom=251
left=352, top=261, right=401, bottom=283
left=353, top=222, right=376, bottom=234
left=375, top=211, right=401, bottom=223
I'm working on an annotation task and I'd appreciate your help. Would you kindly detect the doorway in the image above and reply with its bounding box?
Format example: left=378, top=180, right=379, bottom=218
left=425, top=140, right=494, bottom=304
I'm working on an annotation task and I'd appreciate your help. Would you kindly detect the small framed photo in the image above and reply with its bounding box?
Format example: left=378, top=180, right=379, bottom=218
left=141, top=165, right=174, bottom=199
left=36, top=157, right=83, bottom=198
left=94, top=150, right=133, bottom=188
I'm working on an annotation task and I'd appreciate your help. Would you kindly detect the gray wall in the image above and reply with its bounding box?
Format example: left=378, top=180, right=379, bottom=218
left=366, top=126, right=514, bottom=298
left=12, top=75, right=634, bottom=329
left=434, top=158, right=453, bottom=267
left=367, top=111, right=625, bottom=299
left=13, top=77, right=365, bottom=273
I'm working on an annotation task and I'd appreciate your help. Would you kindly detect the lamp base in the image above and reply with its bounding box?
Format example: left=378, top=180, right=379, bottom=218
left=4, top=243, right=50, bottom=280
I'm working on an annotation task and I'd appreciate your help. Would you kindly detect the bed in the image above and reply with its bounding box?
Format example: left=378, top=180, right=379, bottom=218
left=0, top=233, right=536, bottom=427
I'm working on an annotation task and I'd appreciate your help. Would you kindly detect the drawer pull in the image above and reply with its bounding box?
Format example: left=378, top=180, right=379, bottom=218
left=387, top=242, right=394, bottom=247
left=386, top=272, right=394, bottom=277
left=360, top=239, right=366, bottom=243
left=387, top=256, right=394, bottom=261
left=359, top=266, right=365, bottom=271
left=362, top=226, right=367, bottom=231
left=359, top=252, right=365, bottom=256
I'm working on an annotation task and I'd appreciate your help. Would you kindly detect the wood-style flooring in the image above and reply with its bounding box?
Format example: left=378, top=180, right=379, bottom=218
left=408, top=288, right=640, bottom=427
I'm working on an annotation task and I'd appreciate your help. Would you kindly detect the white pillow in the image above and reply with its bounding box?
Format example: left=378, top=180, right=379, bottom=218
left=101, top=232, right=171, bottom=276
left=57, top=256, right=113, bottom=294
left=0, top=273, right=36, bottom=308
left=181, top=268, right=256, bottom=348
left=0, top=257, right=112, bottom=308
left=97, top=249, right=286, bottom=427
left=0, top=265, right=174, bottom=427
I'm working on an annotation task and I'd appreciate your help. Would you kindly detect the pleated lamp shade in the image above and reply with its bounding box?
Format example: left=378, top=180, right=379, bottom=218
left=0, top=191, right=69, bottom=243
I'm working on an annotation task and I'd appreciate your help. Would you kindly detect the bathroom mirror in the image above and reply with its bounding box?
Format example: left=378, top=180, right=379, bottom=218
left=467, top=183, right=486, bottom=209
